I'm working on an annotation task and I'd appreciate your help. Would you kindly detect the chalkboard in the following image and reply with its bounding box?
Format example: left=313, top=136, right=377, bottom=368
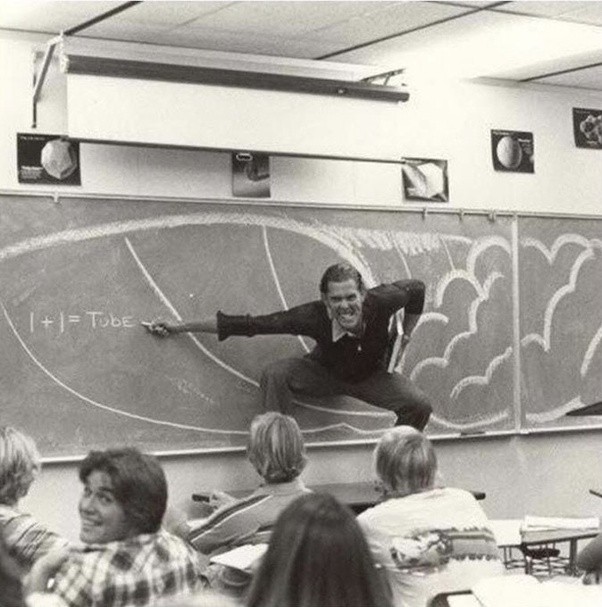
left=519, top=215, right=602, bottom=431
left=0, top=194, right=522, bottom=457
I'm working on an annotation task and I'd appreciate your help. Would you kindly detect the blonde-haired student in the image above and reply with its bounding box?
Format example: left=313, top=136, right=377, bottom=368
left=357, top=427, right=504, bottom=607
left=187, top=412, right=311, bottom=556
left=0, top=426, right=68, bottom=570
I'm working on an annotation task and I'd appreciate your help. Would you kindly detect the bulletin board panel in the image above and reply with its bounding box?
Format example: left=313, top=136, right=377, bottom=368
left=0, top=194, right=518, bottom=458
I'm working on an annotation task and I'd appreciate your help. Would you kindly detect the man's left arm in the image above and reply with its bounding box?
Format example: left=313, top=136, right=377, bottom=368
left=389, top=279, right=425, bottom=343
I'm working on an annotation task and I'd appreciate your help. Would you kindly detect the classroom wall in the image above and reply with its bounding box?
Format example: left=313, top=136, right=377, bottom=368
left=3, top=32, right=602, bottom=541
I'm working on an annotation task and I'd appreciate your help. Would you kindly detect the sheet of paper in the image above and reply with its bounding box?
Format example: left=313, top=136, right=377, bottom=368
left=523, top=515, right=600, bottom=530
left=209, top=543, right=268, bottom=571
left=488, top=519, right=523, bottom=546
left=447, top=595, right=481, bottom=607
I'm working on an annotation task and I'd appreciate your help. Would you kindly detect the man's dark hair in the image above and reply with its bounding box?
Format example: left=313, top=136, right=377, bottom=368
left=319, top=263, right=365, bottom=295
left=79, top=447, right=167, bottom=534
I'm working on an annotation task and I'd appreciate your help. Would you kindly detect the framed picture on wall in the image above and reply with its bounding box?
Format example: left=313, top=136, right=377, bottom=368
left=17, top=133, right=81, bottom=185
left=232, top=152, right=271, bottom=198
left=401, top=157, right=449, bottom=202
left=491, top=129, right=534, bottom=173
left=573, top=108, right=602, bottom=149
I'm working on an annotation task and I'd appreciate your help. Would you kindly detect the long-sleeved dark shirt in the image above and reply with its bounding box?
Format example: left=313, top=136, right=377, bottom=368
left=217, top=279, right=425, bottom=382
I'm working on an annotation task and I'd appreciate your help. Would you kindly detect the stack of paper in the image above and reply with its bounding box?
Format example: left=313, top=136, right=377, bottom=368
left=522, top=516, right=600, bottom=531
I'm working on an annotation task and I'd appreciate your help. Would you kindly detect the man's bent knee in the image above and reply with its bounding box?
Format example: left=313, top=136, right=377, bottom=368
left=395, top=395, right=432, bottom=431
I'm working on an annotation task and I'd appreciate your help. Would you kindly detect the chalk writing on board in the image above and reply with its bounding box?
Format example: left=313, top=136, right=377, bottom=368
left=29, top=311, right=136, bottom=333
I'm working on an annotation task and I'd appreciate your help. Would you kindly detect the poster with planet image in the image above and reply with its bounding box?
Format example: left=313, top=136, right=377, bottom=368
left=573, top=108, right=602, bottom=149
left=17, top=133, right=81, bottom=185
left=401, top=157, right=449, bottom=202
left=491, top=130, right=534, bottom=173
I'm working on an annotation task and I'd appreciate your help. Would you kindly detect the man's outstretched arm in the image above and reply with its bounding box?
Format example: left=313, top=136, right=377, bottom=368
left=145, top=318, right=218, bottom=336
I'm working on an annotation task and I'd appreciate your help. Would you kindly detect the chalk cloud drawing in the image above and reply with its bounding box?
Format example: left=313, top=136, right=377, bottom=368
left=520, top=232, right=602, bottom=424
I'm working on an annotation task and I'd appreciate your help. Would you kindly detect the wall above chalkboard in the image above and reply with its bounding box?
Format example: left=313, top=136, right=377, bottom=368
left=1, top=194, right=601, bottom=458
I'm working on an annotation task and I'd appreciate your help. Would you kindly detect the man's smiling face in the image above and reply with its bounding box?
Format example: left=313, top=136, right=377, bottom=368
left=322, top=278, right=366, bottom=333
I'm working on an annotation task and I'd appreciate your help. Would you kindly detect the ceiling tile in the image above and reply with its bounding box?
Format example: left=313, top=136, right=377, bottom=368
left=305, top=1, right=469, bottom=50
left=537, top=64, right=602, bottom=90
left=330, top=9, right=515, bottom=64
left=558, top=2, right=602, bottom=26
left=0, top=1, right=117, bottom=33
left=499, top=1, right=596, bottom=18
left=151, top=26, right=338, bottom=58
left=93, top=1, right=236, bottom=27
left=185, top=1, right=395, bottom=37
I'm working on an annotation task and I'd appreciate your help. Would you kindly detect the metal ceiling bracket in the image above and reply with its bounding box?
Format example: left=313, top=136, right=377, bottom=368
left=32, top=34, right=62, bottom=129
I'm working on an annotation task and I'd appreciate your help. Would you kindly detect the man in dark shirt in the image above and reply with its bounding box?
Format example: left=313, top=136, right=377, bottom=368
left=146, top=263, right=431, bottom=430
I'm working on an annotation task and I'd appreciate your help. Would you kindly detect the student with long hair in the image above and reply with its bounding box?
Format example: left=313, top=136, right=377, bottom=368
left=246, top=492, right=393, bottom=607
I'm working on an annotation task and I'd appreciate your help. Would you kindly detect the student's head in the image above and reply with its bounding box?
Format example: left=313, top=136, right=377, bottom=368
left=78, top=447, right=167, bottom=544
left=319, top=263, right=367, bottom=332
left=247, top=412, right=306, bottom=483
left=246, top=493, right=392, bottom=607
left=0, top=426, right=41, bottom=506
left=374, top=426, right=437, bottom=497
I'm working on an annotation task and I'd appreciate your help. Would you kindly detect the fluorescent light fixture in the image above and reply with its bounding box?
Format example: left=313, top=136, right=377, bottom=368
left=373, top=14, right=602, bottom=86
left=55, top=38, right=408, bottom=103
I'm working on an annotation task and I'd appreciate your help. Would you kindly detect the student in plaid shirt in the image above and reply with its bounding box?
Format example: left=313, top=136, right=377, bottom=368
left=27, top=448, right=202, bottom=607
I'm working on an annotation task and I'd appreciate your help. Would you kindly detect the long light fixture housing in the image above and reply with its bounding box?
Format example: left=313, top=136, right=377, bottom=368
left=62, top=54, right=409, bottom=103
left=32, top=36, right=409, bottom=127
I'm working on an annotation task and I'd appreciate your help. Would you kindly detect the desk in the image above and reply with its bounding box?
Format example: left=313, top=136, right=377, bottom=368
left=193, top=483, right=485, bottom=514
left=490, top=519, right=599, bottom=576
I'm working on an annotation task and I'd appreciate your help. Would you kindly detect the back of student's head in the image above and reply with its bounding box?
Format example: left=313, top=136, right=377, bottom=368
left=374, top=426, right=437, bottom=497
left=0, top=426, right=41, bottom=506
left=79, top=447, right=167, bottom=534
left=247, top=412, right=306, bottom=483
left=246, top=493, right=392, bottom=607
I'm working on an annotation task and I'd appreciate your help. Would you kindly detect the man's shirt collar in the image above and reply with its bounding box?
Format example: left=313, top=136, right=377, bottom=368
left=331, top=319, right=363, bottom=342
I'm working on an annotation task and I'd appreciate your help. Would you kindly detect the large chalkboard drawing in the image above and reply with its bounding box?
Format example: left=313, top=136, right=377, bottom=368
left=0, top=195, right=517, bottom=457
left=519, top=216, right=602, bottom=430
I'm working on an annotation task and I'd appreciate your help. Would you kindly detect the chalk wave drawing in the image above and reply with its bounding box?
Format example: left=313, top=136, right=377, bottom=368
left=450, top=347, right=513, bottom=401
left=262, top=226, right=310, bottom=354
left=521, top=247, right=597, bottom=352
left=430, top=409, right=509, bottom=431
left=521, top=234, right=602, bottom=425
left=412, top=271, right=505, bottom=381
left=407, top=236, right=512, bottom=429
left=582, top=325, right=602, bottom=377
left=325, top=225, right=470, bottom=255
left=526, top=395, right=585, bottom=424
left=521, top=233, right=602, bottom=264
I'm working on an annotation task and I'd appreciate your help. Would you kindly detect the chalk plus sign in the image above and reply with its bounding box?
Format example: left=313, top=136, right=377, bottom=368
left=41, top=316, right=54, bottom=329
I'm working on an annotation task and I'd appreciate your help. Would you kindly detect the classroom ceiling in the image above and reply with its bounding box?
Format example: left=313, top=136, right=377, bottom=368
left=2, top=1, right=602, bottom=90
